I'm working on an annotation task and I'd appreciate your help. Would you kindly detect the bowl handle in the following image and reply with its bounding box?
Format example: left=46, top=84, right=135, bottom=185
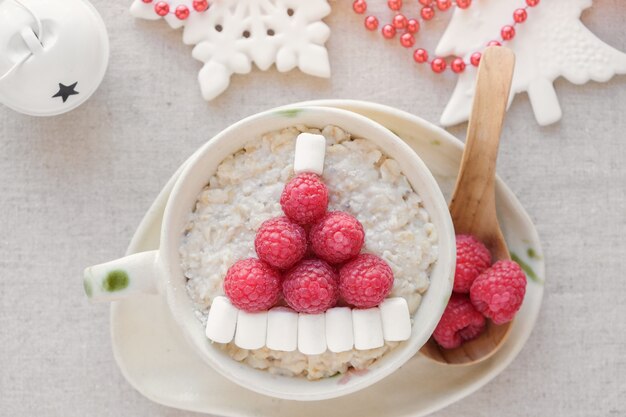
left=83, top=251, right=161, bottom=302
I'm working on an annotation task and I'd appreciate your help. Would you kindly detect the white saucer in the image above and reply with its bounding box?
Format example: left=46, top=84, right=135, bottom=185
left=110, top=100, right=545, bottom=416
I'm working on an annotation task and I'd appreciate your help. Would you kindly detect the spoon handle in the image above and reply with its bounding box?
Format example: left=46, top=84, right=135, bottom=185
left=449, top=46, right=515, bottom=260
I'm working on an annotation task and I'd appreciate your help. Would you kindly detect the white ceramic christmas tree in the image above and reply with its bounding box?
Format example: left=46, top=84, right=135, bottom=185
left=437, top=0, right=626, bottom=126
left=130, top=0, right=332, bottom=101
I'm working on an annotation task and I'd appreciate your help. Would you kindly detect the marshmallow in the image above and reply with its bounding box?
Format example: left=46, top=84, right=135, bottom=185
left=352, top=308, right=384, bottom=350
left=298, top=314, right=327, bottom=355
left=266, top=307, right=299, bottom=352
left=325, top=307, right=354, bottom=353
left=234, top=310, right=268, bottom=350
left=294, top=133, right=326, bottom=175
left=380, top=297, right=412, bottom=342
left=205, top=296, right=238, bottom=344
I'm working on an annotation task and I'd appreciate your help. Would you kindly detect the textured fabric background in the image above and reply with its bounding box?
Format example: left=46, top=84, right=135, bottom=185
left=1, top=0, right=625, bottom=415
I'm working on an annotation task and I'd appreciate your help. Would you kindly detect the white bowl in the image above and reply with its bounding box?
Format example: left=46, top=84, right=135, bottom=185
left=85, top=106, right=455, bottom=401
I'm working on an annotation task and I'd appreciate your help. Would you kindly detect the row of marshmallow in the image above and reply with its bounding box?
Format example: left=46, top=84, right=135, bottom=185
left=205, top=296, right=412, bottom=355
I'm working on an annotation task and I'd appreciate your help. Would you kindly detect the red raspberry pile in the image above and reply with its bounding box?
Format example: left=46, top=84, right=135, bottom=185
left=224, top=173, right=394, bottom=314
left=433, top=234, right=527, bottom=349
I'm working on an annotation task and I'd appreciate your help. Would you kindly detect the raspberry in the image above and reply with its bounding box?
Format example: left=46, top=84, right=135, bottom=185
left=470, top=260, right=527, bottom=324
left=282, top=259, right=339, bottom=314
left=433, top=293, right=486, bottom=349
left=223, top=258, right=281, bottom=312
left=310, top=211, right=365, bottom=264
left=339, top=254, right=393, bottom=308
left=254, top=216, right=307, bottom=269
left=453, top=234, right=492, bottom=293
left=280, top=173, right=328, bottom=225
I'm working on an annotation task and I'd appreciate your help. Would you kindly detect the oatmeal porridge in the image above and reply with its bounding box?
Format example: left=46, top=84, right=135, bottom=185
left=179, top=124, right=438, bottom=379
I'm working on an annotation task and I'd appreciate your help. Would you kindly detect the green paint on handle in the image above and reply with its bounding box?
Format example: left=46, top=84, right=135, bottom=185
left=276, top=108, right=302, bottom=118
left=83, top=278, right=93, bottom=298
left=527, top=247, right=541, bottom=259
left=431, top=139, right=441, bottom=146
left=510, top=252, right=542, bottom=284
left=103, top=270, right=129, bottom=292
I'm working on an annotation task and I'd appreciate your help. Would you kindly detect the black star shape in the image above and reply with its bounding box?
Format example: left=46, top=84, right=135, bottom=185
left=52, top=82, right=79, bottom=103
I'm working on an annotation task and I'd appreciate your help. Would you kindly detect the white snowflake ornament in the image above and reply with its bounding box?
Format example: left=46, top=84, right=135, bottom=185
left=437, top=0, right=626, bottom=126
left=130, top=0, right=332, bottom=100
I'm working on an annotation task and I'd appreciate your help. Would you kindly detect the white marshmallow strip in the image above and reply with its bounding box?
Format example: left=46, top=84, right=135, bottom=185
left=234, top=310, right=267, bottom=350
left=294, top=133, right=326, bottom=176
left=266, top=307, right=298, bottom=351
left=205, top=296, right=238, bottom=343
left=298, top=314, right=327, bottom=355
left=205, top=296, right=412, bottom=353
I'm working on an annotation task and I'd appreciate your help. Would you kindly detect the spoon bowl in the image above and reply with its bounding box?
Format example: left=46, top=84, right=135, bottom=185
left=420, top=46, right=516, bottom=365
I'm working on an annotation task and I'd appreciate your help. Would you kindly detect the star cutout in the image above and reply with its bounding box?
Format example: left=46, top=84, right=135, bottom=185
left=52, top=82, right=79, bottom=103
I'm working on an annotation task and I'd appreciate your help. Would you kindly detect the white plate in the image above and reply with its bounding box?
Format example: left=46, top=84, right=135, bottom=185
left=110, top=100, right=545, bottom=416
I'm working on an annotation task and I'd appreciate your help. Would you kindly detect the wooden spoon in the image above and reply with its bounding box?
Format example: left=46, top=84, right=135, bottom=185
left=420, top=46, right=516, bottom=365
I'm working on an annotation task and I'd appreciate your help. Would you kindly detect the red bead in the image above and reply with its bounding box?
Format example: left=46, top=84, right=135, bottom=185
left=470, top=52, right=481, bottom=66
left=513, top=8, right=527, bottom=23
left=154, top=1, right=169, bottom=16
left=418, top=0, right=431, bottom=5
left=392, top=14, right=407, bottom=29
left=413, top=48, right=428, bottom=63
left=456, top=0, right=471, bottom=9
left=436, top=0, right=451, bottom=11
left=387, top=0, right=402, bottom=11
left=451, top=57, right=466, bottom=73
left=400, top=33, right=415, bottom=48
left=406, top=18, right=420, bottom=33
left=431, top=58, right=446, bottom=73
left=353, top=0, right=367, bottom=14
left=421, top=6, right=435, bottom=20
left=193, top=0, right=208, bottom=11
left=487, top=40, right=501, bottom=47
left=526, top=0, right=539, bottom=6
left=501, top=25, right=515, bottom=41
left=364, top=15, right=379, bottom=31
left=142, top=0, right=152, bottom=3
left=381, top=24, right=396, bottom=39
left=175, top=5, right=189, bottom=19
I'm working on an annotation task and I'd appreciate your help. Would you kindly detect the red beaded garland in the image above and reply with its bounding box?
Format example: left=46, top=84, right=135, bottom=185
left=406, top=18, right=420, bottom=34
left=387, top=0, right=402, bottom=11
left=381, top=24, right=396, bottom=39
left=431, top=58, right=446, bottom=73
left=501, top=25, right=515, bottom=41
left=154, top=1, right=169, bottom=16
left=353, top=0, right=539, bottom=74
left=364, top=15, right=379, bottom=31
left=175, top=4, right=190, bottom=19
left=420, top=6, right=435, bottom=21
left=451, top=57, right=466, bottom=73
left=470, top=52, right=481, bottom=67
left=413, top=48, right=428, bottom=63
left=436, top=0, right=451, bottom=11
left=513, top=8, right=527, bottom=23
left=149, top=0, right=209, bottom=18
left=393, top=14, right=408, bottom=30
left=193, top=0, right=208, bottom=12
left=353, top=0, right=367, bottom=14
left=400, top=33, right=415, bottom=48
